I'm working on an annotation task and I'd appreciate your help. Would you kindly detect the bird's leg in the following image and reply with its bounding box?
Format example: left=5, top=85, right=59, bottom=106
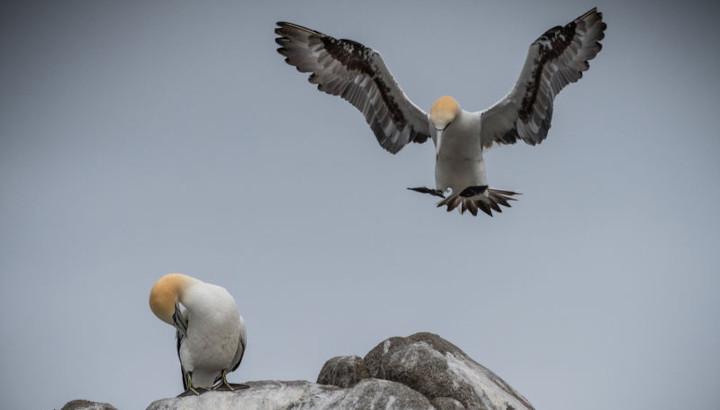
left=214, top=369, right=234, bottom=391
left=185, top=373, right=201, bottom=396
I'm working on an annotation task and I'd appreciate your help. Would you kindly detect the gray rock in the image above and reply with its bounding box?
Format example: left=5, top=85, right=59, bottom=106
left=146, top=379, right=433, bottom=410
left=364, top=332, right=534, bottom=410
left=317, top=355, right=370, bottom=388
left=61, top=399, right=118, bottom=410
left=326, top=379, right=434, bottom=410
left=146, top=381, right=332, bottom=410
left=432, top=397, right=467, bottom=410
left=66, top=332, right=533, bottom=410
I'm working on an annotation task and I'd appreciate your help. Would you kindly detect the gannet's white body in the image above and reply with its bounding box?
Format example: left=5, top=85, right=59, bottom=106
left=276, top=8, right=606, bottom=216
left=149, top=273, right=246, bottom=393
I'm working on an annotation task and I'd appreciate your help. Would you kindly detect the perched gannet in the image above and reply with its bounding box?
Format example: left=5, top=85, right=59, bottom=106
left=149, top=273, right=247, bottom=395
left=276, top=8, right=606, bottom=216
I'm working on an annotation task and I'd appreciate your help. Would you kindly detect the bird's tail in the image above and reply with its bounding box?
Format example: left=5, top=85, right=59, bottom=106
left=436, top=188, right=519, bottom=216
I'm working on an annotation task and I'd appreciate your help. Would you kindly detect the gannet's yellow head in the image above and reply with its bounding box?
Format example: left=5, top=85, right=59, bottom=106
left=149, top=273, right=194, bottom=325
left=429, top=96, right=460, bottom=129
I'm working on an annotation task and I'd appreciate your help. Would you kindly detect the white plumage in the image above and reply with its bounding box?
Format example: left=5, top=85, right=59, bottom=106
left=276, top=8, right=606, bottom=216
left=149, top=273, right=246, bottom=394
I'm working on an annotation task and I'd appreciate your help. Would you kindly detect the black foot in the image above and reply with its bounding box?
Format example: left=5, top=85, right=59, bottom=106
left=407, top=186, right=445, bottom=198
left=458, top=185, right=489, bottom=197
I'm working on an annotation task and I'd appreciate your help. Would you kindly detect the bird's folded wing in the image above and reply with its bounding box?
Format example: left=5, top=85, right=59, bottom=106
left=230, top=321, right=247, bottom=373
left=276, top=22, right=431, bottom=154
left=173, top=306, right=189, bottom=389
left=479, top=8, right=606, bottom=149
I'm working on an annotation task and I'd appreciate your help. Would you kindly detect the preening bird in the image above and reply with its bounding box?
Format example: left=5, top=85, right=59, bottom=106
left=275, top=8, right=606, bottom=216
left=149, top=273, right=247, bottom=395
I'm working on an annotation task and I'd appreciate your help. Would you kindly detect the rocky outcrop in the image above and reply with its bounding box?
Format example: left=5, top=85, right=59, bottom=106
left=60, top=399, right=118, bottom=410
left=363, top=332, right=534, bottom=410
left=146, top=379, right=433, bottom=410
left=62, top=332, right=534, bottom=410
left=316, top=355, right=370, bottom=388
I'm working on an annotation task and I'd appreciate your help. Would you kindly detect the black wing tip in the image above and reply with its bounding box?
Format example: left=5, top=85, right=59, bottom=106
left=579, top=7, right=599, bottom=20
left=274, top=24, right=291, bottom=37
left=276, top=21, right=302, bottom=30
left=576, top=8, right=607, bottom=36
left=275, top=21, right=325, bottom=38
left=580, top=7, right=607, bottom=30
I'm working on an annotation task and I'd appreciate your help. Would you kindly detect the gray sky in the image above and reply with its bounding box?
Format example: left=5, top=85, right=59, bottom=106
left=1, top=1, right=719, bottom=409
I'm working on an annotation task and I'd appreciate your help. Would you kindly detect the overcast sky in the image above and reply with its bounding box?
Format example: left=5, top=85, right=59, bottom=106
left=1, top=1, right=719, bottom=409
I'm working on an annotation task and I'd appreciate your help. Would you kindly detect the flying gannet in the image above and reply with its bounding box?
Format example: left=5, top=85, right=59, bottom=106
left=149, top=273, right=247, bottom=395
left=275, top=8, right=606, bottom=216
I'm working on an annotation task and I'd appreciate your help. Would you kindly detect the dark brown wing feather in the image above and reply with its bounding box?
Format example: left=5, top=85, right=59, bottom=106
left=480, top=8, right=606, bottom=148
left=276, top=22, right=430, bottom=154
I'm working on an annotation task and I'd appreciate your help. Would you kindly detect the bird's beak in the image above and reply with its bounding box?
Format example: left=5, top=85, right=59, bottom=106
left=434, top=126, right=446, bottom=152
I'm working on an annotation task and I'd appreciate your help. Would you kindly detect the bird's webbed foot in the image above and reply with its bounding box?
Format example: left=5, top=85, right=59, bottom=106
left=177, top=373, right=205, bottom=397
left=458, top=185, right=489, bottom=197
left=407, top=186, right=446, bottom=198
left=213, top=370, right=251, bottom=392
left=215, top=369, right=234, bottom=391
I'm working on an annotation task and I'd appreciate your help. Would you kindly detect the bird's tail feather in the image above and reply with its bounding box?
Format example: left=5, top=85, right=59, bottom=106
left=436, top=188, right=519, bottom=216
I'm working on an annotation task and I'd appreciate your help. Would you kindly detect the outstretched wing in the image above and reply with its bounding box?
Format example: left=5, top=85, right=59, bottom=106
left=275, top=22, right=431, bottom=154
left=479, top=8, right=606, bottom=148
